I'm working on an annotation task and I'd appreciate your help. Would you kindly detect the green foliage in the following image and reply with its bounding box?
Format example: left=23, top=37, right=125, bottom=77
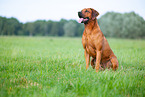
left=0, top=36, right=145, bottom=97
left=0, top=11, right=145, bottom=38
left=0, top=16, right=22, bottom=35
left=99, top=12, right=145, bottom=39
left=64, top=20, right=77, bottom=37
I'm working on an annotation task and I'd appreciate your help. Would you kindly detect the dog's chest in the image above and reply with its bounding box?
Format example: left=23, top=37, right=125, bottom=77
left=84, top=36, right=96, bottom=57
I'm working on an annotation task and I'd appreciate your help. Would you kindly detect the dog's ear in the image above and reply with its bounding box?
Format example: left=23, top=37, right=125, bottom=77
left=91, top=8, right=99, bottom=20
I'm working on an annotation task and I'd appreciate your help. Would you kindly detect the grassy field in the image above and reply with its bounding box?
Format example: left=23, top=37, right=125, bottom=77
left=0, top=36, right=145, bottom=97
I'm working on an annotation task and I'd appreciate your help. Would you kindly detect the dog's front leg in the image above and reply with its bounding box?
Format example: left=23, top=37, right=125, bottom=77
left=84, top=50, right=90, bottom=69
left=95, top=50, right=102, bottom=72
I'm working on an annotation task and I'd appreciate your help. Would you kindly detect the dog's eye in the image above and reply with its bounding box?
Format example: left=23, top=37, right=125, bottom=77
left=85, top=10, right=90, bottom=13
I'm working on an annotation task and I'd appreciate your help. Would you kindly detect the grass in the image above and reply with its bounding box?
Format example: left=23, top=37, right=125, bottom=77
left=0, top=36, right=145, bottom=97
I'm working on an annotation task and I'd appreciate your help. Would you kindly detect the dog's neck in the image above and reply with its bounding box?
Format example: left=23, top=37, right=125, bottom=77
left=84, top=19, right=101, bottom=34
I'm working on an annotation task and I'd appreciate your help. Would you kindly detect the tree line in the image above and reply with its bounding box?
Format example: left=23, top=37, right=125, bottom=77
left=0, top=18, right=84, bottom=37
left=99, top=12, right=145, bottom=39
left=0, top=11, right=145, bottom=38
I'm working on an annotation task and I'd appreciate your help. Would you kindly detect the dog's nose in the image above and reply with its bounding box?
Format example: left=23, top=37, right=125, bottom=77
left=78, top=12, right=82, bottom=18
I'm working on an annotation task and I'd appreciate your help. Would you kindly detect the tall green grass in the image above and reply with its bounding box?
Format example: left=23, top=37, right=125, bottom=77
left=0, top=36, right=145, bottom=97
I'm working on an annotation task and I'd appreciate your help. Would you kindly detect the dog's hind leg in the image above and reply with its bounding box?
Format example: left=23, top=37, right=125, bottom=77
left=91, top=58, right=104, bottom=70
left=110, top=57, right=119, bottom=71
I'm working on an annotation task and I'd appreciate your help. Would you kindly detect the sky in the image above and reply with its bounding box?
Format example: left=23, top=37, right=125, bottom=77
left=0, top=0, right=145, bottom=23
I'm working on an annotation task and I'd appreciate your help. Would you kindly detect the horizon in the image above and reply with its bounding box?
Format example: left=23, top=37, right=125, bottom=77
left=0, top=0, right=145, bottom=23
left=0, top=11, right=144, bottom=23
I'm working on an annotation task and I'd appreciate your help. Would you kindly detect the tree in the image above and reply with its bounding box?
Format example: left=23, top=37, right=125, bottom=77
left=121, top=12, right=145, bottom=38
left=76, top=23, right=84, bottom=37
left=99, top=11, right=145, bottom=38
left=23, top=22, right=35, bottom=36
left=0, top=12, right=144, bottom=38
left=0, top=17, right=22, bottom=35
left=58, top=19, right=67, bottom=36
left=50, top=22, right=59, bottom=36
left=63, top=20, right=77, bottom=37
left=0, top=17, right=7, bottom=35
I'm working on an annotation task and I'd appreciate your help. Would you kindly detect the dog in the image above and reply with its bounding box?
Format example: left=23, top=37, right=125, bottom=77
left=78, top=8, right=119, bottom=72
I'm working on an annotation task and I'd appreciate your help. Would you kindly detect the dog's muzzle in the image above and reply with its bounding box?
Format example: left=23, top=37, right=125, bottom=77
left=78, top=12, right=89, bottom=24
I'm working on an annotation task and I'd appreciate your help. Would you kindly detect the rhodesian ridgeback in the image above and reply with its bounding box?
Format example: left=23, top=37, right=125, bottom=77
left=78, top=8, right=119, bottom=72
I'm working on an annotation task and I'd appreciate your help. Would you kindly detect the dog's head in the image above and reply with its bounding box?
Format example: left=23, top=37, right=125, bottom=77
left=78, top=8, right=99, bottom=24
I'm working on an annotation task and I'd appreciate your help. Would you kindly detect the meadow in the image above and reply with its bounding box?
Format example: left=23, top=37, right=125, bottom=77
left=0, top=36, right=145, bottom=97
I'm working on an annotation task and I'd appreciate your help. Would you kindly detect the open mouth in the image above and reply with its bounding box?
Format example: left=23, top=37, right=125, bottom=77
left=78, top=17, right=89, bottom=23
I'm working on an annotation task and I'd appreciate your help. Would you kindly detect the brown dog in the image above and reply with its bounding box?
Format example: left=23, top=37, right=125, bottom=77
left=78, top=8, right=119, bottom=72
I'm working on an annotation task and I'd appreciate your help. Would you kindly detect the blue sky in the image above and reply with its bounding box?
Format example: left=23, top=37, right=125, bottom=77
left=0, top=0, right=145, bottom=23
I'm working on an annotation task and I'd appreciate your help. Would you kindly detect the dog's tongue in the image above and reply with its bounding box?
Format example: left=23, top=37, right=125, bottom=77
left=78, top=18, right=88, bottom=23
left=78, top=18, right=84, bottom=23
